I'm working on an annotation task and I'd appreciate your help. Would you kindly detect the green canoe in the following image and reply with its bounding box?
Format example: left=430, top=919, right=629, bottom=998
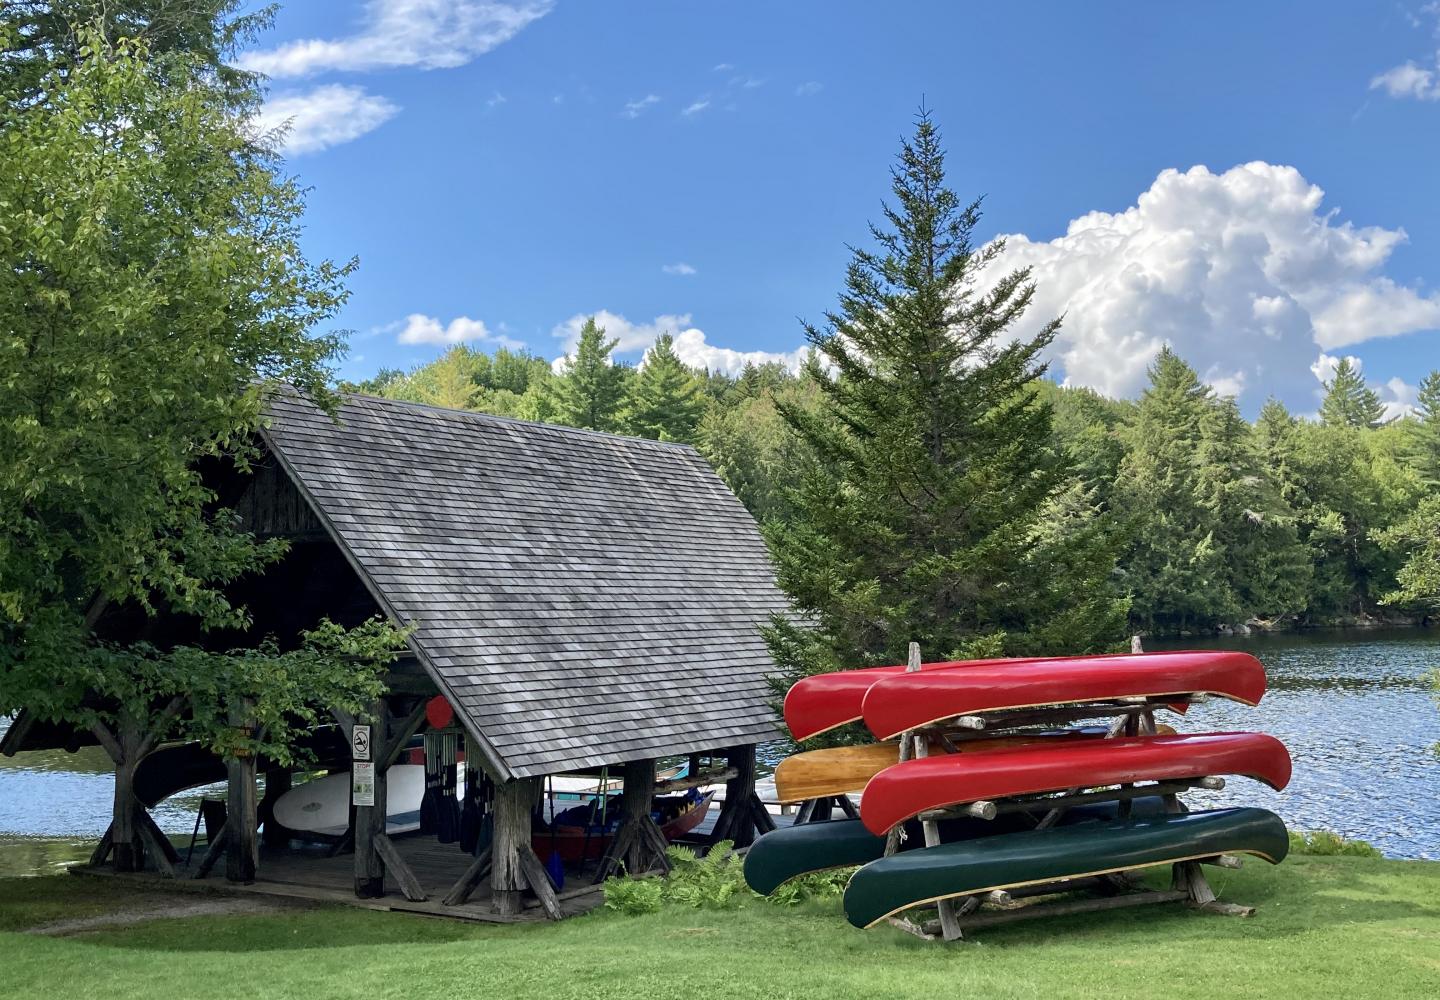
left=843, top=806, right=1288, bottom=928
left=743, top=798, right=1167, bottom=897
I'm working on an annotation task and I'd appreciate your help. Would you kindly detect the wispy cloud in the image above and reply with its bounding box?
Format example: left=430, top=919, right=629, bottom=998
left=1370, top=4, right=1440, bottom=101
left=713, top=62, right=734, bottom=72
left=662, top=262, right=697, bottom=276
left=238, top=0, right=552, bottom=78
left=795, top=80, right=823, bottom=97
left=682, top=98, right=711, bottom=116
left=397, top=313, right=523, bottom=349
left=254, top=85, right=399, bottom=155
left=622, top=94, right=661, bottom=119
left=486, top=90, right=508, bottom=109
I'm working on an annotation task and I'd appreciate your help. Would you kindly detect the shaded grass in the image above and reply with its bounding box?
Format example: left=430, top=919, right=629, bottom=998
left=1, top=857, right=1438, bottom=999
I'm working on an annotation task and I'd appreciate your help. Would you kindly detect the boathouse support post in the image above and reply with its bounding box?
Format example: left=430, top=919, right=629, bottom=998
left=712, top=744, right=767, bottom=848
left=595, top=758, right=670, bottom=882
left=492, top=775, right=543, bottom=917
left=225, top=698, right=259, bottom=884
left=354, top=698, right=388, bottom=898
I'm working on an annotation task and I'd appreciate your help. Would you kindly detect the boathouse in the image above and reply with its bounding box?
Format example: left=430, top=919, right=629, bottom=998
left=2, top=390, right=790, bottom=919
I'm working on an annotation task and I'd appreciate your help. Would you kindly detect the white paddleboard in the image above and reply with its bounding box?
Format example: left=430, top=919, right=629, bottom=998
left=273, top=764, right=426, bottom=835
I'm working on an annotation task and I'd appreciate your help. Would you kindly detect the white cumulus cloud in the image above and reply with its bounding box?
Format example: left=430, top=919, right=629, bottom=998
left=237, top=0, right=552, bottom=78
left=550, top=310, right=810, bottom=376
left=397, top=314, right=523, bottom=349
left=983, top=162, right=1440, bottom=407
left=1372, top=61, right=1440, bottom=100
left=254, top=85, right=398, bottom=155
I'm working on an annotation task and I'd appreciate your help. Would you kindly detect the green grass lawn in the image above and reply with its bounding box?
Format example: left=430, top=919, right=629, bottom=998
left=1, top=857, right=1438, bottom=1000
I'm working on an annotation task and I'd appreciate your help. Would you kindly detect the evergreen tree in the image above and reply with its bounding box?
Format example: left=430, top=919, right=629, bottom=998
left=1319, top=357, right=1385, bottom=429
left=623, top=334, right=706, bottom=442
left=549, top=317, right=626, bottom=432
left=1195, top=397, right=1311, bottom=619
left=1112, top=349, right=1235, bottom=629
left=762, top=110, right=1127, bottom=707
left=1406, top=370, right=1440, bottom=485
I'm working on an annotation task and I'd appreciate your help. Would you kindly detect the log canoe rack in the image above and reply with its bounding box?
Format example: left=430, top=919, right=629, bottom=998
left=876, top=641, right=1256, bottom=943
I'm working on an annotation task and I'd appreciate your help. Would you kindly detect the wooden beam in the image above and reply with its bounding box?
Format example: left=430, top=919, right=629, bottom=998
left=516, top=845, right=563, bottom=920
left=921, top=890, right=1189, bottom=934
left=654, top=767, right=737, bottom=794
left=372, top=834, right=427, bottom=901
left=712, top=746, right=761, bottom=848
left=381, top=699, right=428, bottom=766
left=225, top=699, right=259, bottom=884
left=194, top=821, right=229, bottom=879
left=88, top=824, right=114, bottom=867
left=909, top=642, right=963, bottom=943
left=442, top=847, right=493, bottom=906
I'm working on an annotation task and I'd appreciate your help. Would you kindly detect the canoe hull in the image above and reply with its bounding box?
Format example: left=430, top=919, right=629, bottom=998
left=860, top=731, right=1292, bottom=835
left=783, top=653, right=1124, bottom=742
left=743, top=798, right=1168, bottom=896
left=843, top=806, right=1289, bottom=928
left=861, top=651, right=1266, bottom=740
left=534, top=792, right=714, bottom=865
left=772, top=726, right=1180, bottom=803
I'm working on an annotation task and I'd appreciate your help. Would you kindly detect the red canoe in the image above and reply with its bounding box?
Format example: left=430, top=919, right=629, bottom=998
left=859, top=732, right=1292, bottom=835
left=783, top=653, right=1146, bottom=742
left=860, top=650, right=1266, bottom=741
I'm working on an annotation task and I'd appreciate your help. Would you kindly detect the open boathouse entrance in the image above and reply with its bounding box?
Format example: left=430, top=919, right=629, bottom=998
left=2, top=390, right=788, bottom=920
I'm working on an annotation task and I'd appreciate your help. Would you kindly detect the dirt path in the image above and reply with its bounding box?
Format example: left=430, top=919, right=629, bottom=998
left=26, top=895, right=307, bottom=936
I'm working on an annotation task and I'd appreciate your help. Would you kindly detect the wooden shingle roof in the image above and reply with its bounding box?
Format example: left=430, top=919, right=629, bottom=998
left=261, top=390, right=789, bottom=780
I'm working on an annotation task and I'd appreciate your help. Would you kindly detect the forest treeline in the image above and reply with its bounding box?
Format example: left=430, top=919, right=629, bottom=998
left=345, top=332, right=1440, bottom=637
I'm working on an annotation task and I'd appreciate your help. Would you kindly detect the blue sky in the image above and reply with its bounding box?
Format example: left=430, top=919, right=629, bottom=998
left=243, top=1, right=1440, bottom=416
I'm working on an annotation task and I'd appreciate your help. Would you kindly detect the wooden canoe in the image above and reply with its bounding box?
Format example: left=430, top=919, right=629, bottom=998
left=771, top=725, right=1175, bottom=803
left=743, top=798, right=1169, bottom=897
left=843, top=807, right=1290, bottom=928
left=858, top=731, right=1291, bottom=835
left=783, top=654, right=1132, bottom=742
left=533, top=791, right=713, bottom=865
left=861, top=650, right=1266, bottom=740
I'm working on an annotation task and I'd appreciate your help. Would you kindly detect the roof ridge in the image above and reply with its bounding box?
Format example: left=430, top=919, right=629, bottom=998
left=335, top=389, right=699, bottom=452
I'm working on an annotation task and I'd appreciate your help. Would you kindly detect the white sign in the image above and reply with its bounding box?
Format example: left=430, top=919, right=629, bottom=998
left=351, top=724, right=371, bottom=761
left=352, top=762, right=376, bottom=807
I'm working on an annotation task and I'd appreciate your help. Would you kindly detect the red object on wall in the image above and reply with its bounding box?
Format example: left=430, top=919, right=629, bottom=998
left=426, top=695, right=455, bottom=730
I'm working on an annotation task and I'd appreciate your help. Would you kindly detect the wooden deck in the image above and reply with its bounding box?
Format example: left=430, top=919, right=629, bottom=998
left=69, top=786, right=799, bottom=924
left=74, top=834, right=608, bottom=924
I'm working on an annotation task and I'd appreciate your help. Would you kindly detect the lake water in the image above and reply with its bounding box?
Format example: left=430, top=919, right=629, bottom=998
left=2, top=628, right=1438, bottom=874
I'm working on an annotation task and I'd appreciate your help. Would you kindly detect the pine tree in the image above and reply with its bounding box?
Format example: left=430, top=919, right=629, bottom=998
left=1406, top=370, right=1440, bottom=485
left=623, top=334, right=705, bottom=442
left=762, top=110, right=1127, bottom=707
left=549, top=317, right=625, bottom=432
left=1319, top=357, right=1385, bottom=429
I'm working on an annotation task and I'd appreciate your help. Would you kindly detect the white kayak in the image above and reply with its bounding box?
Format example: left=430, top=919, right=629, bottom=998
left=272, top=764, right=427, bottom=837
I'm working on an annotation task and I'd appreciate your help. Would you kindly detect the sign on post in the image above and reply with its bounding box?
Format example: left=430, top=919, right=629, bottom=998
left=351, top=724, right=371, bottom=761
left=352, top=762, right=376, bottom=807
